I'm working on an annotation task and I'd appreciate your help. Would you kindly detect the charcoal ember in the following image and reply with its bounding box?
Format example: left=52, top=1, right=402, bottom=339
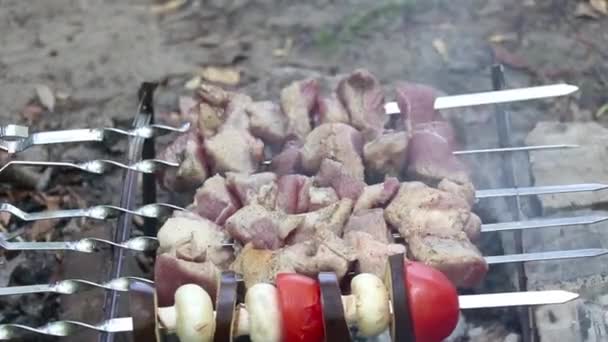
left=224, top=204, right=304, bottom=249
left=395, top=82, right=443, bottom=127
left=231, top=230, right=355, bottom=289
left=275, top=174, right=311, bottom=214
left=280, top=78, right=319, bottom=140
left=353, top=177, right=400, bottom=212
left=269, top=139, right=303, bottom=176
left=315, top=159, right=366, bottom=201
left=226, top=172, right=277, bottom=209
left=343, top=208, right=389, bottom=243
left=407, top=121, right=470, bottom=185
left=308, top=186, right=339, bottom=211
left=385, top=182, right=487, bottom=288
left=336, top=69, right=387, bottom=139
left=363, top=131, right=409, bottom=178
left=204, top=127, right=264, bottom=174
left=301, top=123, right=365, bottom=180
left=156, top=212, right=233, bottom=268
left=189, top=174, right=240, bottom=225
left=157, top=130, right=209, bottom=192
left=343, top=231, right=406, bottom=279
left=288, top=198, right=353, bottom=243
left=246, top=101, right=287, bottom=144
left=316, top=93, right=350, bottom=125
left=154, top=252, right=220, bottom=307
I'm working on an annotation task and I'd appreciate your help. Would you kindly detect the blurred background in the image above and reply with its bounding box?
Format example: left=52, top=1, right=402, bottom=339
left=1, top=0, right=608, bottom=341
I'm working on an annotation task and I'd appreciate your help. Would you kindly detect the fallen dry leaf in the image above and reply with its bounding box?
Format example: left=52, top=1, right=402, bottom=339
left=595, top=103, right=608, bottom=119
left=590, top=0, right=608, bottom=14
left=35, top=84, right=55, bottom=112
left=199, top=66, right=241, bottom=86
left=184, top=76, right=201, bottom=90
left=491, top=45, right=532, bottom=70
left=28, top=195, right=62, bottom=241
left=150, top=0, right=187, bottom=14
left=0, top=254, right=26, bottom=287
left=0, top=211, right=12, bottom=226
left=273, top=37, right=293, bottom=57
left=432, top=38, right=449, bottom=62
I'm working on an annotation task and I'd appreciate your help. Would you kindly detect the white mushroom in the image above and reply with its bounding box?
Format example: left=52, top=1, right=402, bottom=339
left=342, top=273, right=391, bottom=337
left=174, top=284, right=216, bottom=342
left=245, top=283, right=282, bottom=342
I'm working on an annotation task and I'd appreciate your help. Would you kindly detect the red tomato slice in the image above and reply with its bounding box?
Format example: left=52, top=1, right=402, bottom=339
left=276, top=273, right=324, bottom=342
left=404, top=261, right=460, bottom=342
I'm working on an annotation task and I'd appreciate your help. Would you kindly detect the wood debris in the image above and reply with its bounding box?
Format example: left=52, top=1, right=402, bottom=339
left=590, top=0, right=608, bottom=15
left=432, top=38, right=449, bottom=62
left=150, top=0, right=187, bottom=15
left=199, top=66, right=241, bottom=86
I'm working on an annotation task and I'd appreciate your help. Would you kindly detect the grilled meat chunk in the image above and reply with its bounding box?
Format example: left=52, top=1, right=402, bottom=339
left=280, top=78, right=319, bottom=140
left=315, top=159, right=366, bottom=201
left=308, top=186, right=339, bottom=211
left=301, top=123, right=365, bottom=180
left=363, top=131, right=409, bottom=178
left=246, top=101, right=287, bottom=144
left=317, top=93, right=350, bottom=125
left=288, top=198, right=353, bottom=243
left=225, top=204, right=304, bottom=249
left=353, top=177, right=400, bottom=212
left=231, top=230, right=355, bottom=289
left=157, top=212, right=232, bottom=268
left=407, top=121, right=470, bottom=185
left=343, top=208, right=389, bottom=243
left=226, top=172, right=277, bottom=209
left=190, top=174, right=240, bottom=225
left=204, top=127, right=264, bottom=174
left=336, top=69, right=387, bottom=139
left=384, top=182, right=487, bottom=287
left=395, top=82, right=442, bottom=127
left=276, top=174, right=312, bottom=214
left=269, top=139, right=302, bottom=176
left=155, top=252, right=220, bottom=307
left=158, top=131, right=208, bottom=192
left=344, top=231, right=406, bottom=279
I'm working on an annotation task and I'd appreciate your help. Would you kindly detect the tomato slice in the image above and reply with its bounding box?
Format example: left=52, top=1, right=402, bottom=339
left=404, top=261, right=460, bottom=342
left=276, top=273, right=324, bottom=342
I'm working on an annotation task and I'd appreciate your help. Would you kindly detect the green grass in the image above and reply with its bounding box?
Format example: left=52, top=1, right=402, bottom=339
left=312, top=0, right=419, bottom=55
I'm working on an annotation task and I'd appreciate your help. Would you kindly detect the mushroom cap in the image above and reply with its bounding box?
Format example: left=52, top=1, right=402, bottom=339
left=246, top=283, right=282, bottom=342
left=351, top=273, right=391, bottom=337
left=174, top=284, right=215, bottom=342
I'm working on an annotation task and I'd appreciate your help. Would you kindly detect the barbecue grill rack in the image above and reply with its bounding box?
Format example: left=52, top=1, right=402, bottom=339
left=0, top=67, right=600, bottom=341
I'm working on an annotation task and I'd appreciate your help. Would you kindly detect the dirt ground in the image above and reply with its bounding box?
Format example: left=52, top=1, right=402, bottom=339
left=1, top=0, right=608, bottom=341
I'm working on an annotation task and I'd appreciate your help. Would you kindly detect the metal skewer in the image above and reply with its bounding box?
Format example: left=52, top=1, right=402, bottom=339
left=0, top=159, right=178, bottom=175
left=475, top=183, right=608, bottom=199
left=0, top=236, right=159, bottom=253
left=0, top=277, right=153, bottom=296
left=0, top=289, right=578, bottom=339
left=481, top=215, right=608, bottom=232
left=0, top=122, right=190, bottom=154
left=383, top=83, right=579, bottom=114
left=0, top=202, right=183, bottom=221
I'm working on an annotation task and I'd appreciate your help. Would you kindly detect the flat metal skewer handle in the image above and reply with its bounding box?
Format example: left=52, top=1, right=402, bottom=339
left=0, top=159, right=178, bottom=175
left=0, top=277, right=153, bottom=296
left=0, top=236, right=158, bottom=253
left=0, top=202, right=184, bottom=221
left=0, top=122, right=190, bottom=153
left=476, top=183, right=608, bottom=199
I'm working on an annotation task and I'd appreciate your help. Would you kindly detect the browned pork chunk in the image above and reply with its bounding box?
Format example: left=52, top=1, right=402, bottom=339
left=190, top=175, right=240, bottom=225
left=395, top=82, right=442, bottom=127
left=343, top=208, right=389, bottom=243
left=301, top=123, right=365, bottom=180
left=269, top=139, right=302, bottom=176
left=224, top=204, right=304, bottom=249
left=246, top=101, right=287, bottom=144
left=308, top=186, right=339, bottom=211
left=385, top=182, right=487, bottom=288
left=353, top=177, right=400, bottom=212
left=407, top=121, right=470, bottom=185
left=204, top=127, right=264, bottom=174
left=155, top=252, right=220, bottom=307
left=156, top=212, right=232, bottom=268
left=231, top=230, right=355, bottom=289
left=337, top=69, right=387, bottom=139
left=280, top=78, right=319, bottom=140
left=317, top=93, right=350, bottom=125
left=288, top=198, right=353, bottom=243
left=226, top=172, right=277, bottom=209
left=363, top=131, right=409, bottom=178
left=276, top=174, right=312, bottom=214
left=343, top=231, right=406, bottom=279
left=315, top=159, right=366, bottom=201
left=158, top=131, right=208, bottom=191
